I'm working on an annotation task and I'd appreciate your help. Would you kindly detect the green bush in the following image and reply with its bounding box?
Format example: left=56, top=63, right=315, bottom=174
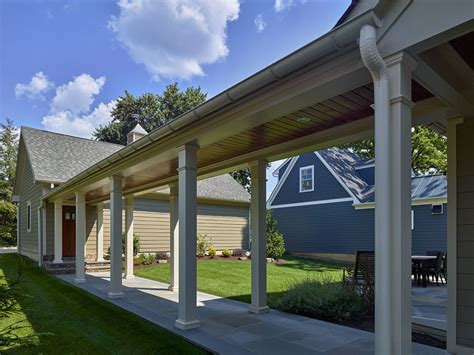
left=222, top=249, right=232, bottom=258
left=122, top=233, right=141, bottom=257
left=196, top=234, right=209, bottom=258
left=208, top=245, right=217, bottom=259
left=137, top=253, right=155, bottom=265
left=274, top=278, right=365, bottom=322
left=266, top=210, right=286, bottom=259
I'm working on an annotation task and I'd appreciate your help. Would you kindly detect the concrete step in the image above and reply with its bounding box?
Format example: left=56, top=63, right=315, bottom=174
left=85, top=265, right=111, bottom=273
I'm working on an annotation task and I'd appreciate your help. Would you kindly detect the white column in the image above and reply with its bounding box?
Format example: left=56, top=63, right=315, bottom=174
left=96, top=203, right=105, bottom=262
left=168, top=183, right=179, bottom=291
left=249, top=160, right=269, bottom=314
left=374, top=52, right=416, bottom=355
left=53, top=199, right=63, bottom=263
left=37, top=207, right=42, bottom=266
left=108, top=176, right=124, bottom=299
left=175, top=144, right=199, bottom=330
left=16, top=205, right=20, bottom=252
left=124, top=196, right=134, bottom=279
left=74, top=192, right=86, bottom=283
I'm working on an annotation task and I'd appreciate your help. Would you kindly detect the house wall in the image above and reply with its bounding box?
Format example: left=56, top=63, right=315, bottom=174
left=356, top=166, right=375, bottom=185
left=84, top=197, right=250, bottom=258
left=456, top=119, right=474, bottom=348
left=272, top=202, right=447, bottom=257
left=272, top=153, right=349, bottom=206
left=18, top=155, right=42, bottom=261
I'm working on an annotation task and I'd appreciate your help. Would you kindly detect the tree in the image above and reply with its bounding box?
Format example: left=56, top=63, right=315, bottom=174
left=266, top=210, right=286, bottom=259
left=230, top=168, right=251, bottom=192
left=0, top=119, right=19, bottom=246
left=340, top=126, right=447, bottom=175
left=93, top=83, right=207, bottom=145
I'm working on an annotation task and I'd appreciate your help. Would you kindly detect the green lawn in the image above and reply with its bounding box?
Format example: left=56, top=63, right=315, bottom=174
left=136, top=256, right=347, bottom=306
left=0, top=254, right=206, bottom=354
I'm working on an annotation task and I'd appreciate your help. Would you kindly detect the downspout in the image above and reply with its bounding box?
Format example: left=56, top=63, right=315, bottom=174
left=359, top=24, right=391, bottom=354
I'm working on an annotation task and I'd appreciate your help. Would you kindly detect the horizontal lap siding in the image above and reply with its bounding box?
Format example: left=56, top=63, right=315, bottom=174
left=456, top=120, right=474, bottom=348
left=85, top=198, right=249, bottom=256
left=412, top=204, right=447, bottom=254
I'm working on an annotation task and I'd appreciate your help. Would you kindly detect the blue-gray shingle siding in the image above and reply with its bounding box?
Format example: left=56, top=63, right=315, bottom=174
left=356, top=166, right=375, bottom=186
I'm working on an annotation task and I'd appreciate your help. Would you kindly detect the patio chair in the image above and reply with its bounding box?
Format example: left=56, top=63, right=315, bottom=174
left=343, top=251, right=375, bottom=291
left=427, top=251, right=445, bottom=286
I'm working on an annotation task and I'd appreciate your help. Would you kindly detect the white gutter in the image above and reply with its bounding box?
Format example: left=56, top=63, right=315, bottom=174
left=44, top=10, right=382, bottom=202
left=359, top=24, right=391, bottom=353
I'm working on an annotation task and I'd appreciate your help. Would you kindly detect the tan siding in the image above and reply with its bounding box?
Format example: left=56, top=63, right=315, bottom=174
left=456, top=120, right=474, bottom=348
left=85, top=198, right=249, bottom=257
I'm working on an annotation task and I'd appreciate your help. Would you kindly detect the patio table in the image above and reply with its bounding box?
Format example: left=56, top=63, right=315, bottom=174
left=412, top=255, right=436, bottom=287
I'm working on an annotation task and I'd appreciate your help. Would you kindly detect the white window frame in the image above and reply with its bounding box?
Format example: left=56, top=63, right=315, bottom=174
left=431, top=203, right=444, bottom=215
left=299, top=165, right=314, bottom=193
left=27, top=201, right=32, bottom=233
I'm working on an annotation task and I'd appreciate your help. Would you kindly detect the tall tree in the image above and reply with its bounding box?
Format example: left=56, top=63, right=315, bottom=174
left=0, top=119, right=19, bottom=246
left=340, top=126, right=447, bottom=175
left=93, top=83, right=207, bottom=145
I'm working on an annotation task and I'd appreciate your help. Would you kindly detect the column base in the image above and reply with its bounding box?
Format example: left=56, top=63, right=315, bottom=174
left=53, top=259, right=63, bottom=264
left=124, top=274, right=135, bottom=280
left=248, top=305, right=270, bottom=314
left=175, top=319, right=200, bottom=330
left=168, top=285, right=178, bottom=291
left=74, top=278, right=86, bottom=284
left=107, top=292, right=124, bottom=299
left=96, top=258, right=105, bottom=262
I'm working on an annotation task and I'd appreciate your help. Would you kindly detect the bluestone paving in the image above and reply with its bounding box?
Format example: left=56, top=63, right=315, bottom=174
left=58, top=272, right=447, bottom=354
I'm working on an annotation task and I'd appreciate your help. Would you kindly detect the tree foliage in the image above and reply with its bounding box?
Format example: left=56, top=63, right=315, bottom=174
left=0, top=119, right=18, bottom=246
left=266, top=210, right=286, bottom=259
left=340, top=126, right=447, bottom=175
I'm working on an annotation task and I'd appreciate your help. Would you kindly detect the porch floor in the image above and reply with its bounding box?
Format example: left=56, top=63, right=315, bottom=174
left=58, top=272, right=446, bottom=355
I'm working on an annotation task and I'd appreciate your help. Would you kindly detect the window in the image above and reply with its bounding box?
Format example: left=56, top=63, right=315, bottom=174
left=432, top=204, right=444, bottom=215
left=27, top=201, right=31, bottom=232
left=299, top=165, right=314, bottom=192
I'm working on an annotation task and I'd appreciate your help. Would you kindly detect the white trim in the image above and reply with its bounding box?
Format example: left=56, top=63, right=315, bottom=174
left=270, top=197, right=353, bottom=209
left=266, top=156, right=298, bottom=208
left=411, top=210, right=414, bottom=230
left=314, top=152, right=360, bottom=203
left=16, top=205, right=20, bottom=252
left=37, top=207, right=42, bottom=267
left=353, top=197, right=448, bottom=210
left=26, top=201, right=31, bottom=233
left=354, top=163, right=375, bottom=170
left=431, top=203, right=444, bottom=215
left=299, top=165, right=314, bottom=193
left=271, top=158, right=291, bottom=177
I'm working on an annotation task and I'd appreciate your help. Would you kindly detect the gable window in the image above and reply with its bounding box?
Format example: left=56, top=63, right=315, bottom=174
left=299, top=165, right=314, bottom=193
left=432, top=203, right=444, bottom=215
left=27, top=201, right=31, bottom=232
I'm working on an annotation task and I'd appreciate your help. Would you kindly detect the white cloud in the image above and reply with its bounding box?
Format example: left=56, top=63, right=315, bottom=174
left=109, top=0, right=240, bottom=80
left=51, top=74, right=105, bottom=114
left=15, top=72, right=54, bottom=100
left=42, top=100, right=116, bottom=138
left=254, top=14, right=266, bottom=33
left=274, top=0, right=294, bottom=13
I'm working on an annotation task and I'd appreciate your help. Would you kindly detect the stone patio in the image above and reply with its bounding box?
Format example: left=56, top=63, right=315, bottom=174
left=58, top=272, right=446, bottom=354
left=412, top=285, right=447, bottom=331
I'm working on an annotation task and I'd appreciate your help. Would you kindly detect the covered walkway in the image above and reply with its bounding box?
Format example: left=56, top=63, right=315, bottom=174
left=59, top=272, right=444, bottom=355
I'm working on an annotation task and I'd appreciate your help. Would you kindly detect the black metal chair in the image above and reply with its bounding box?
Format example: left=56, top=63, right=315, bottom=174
left=427, top=251, right=445, bottom=286
left=343, top=251, right=375, bottom=291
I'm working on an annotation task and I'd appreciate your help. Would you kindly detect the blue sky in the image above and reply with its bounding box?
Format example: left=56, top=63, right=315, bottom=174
left=0, top=0, right=350, bottom=195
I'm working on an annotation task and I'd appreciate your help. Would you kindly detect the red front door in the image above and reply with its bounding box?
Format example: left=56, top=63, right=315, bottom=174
left=62, top=206, right=76, bottom=257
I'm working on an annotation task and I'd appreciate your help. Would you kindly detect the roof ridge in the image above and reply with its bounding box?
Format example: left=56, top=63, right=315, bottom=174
left=21, top=126, right=125, bottom=148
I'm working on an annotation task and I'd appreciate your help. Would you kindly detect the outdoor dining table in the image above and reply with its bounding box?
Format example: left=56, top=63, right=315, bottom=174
left=412, top=255, right=437, bottom=287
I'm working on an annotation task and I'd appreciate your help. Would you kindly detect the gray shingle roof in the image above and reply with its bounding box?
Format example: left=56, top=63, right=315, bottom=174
left=21, top=127, right=124, bottom=183
left=318, top=147, right=447, bottom=204
left=20, top=126, right=250, bottom=203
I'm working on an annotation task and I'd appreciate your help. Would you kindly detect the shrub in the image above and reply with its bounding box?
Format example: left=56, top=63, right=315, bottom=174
left=137, top=253, right=155, bottom=265
left=208, top=245, right=217, bottom=259
left=122, top=233, right=141, bottom=257
left=222, top=249, right=232, bottom=258
left=266, top=210, right=286, bottom=259
left=274, top=278, right=365, bottom=322
left=196, top=234, right=209, bottom=258
left=155, top=252, right=168, bottom=261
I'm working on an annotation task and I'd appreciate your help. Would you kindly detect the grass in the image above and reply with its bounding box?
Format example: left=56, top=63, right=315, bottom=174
left=0, top=254, right=206, bottom=354
left=135, top=256, right=347, bottom=307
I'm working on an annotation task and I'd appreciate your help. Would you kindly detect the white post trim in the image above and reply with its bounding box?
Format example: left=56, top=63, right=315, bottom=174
left=37, top=206, right=42, bottom=266
left=249, top=159, right=269, bottom=314
left=53, top=199, right=63, bottom=264
left=74, top=192, right=86, bottom=283
left=168, top=183, right=179, bottom=291
left=96, top=203, right=105, bottom=262
left=175, top=144, right=200, bottom=330
left=108, top=176, right=124, bottom=299
left=124, top=196, right=134, bottom=279
left=16, top=205, right=20, bottom=253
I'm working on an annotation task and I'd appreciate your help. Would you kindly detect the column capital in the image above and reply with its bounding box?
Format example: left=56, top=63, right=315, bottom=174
left=124, top=195, right=134, bottom=206
left=385, top=52, right=417, bottom=72
left=169, top=183, right=179, bottom=197
left=75, top=191, right=86, bottom=200
left=249, top=159, right=268, bottom=168
left=447, top=114, right=464, bottom=125
left=96, top=202, right=104, bottom=211
left=177, top=142, right=199, bottom=152
left=109, top=175, right=124, bottom=182
left=54, top=198, right=63, bottom=205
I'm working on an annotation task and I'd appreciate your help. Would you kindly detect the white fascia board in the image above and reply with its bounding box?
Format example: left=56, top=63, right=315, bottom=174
left=353, top=197, right=448, bottom=210
left=271, top=158, right=291, bottom=177
left=270, top=197, right=354, bottom=209
left=266, top=156, right=299, bottom=208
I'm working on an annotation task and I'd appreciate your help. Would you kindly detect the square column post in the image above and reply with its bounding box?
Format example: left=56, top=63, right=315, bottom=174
left=74, top=192, right=86, bottom=283
left=249, top=160, right=269, bottom=314
left=168, top=183, right=179, bottom=291
left=53, top=199, right=63, bottom=264
left=108, top=176, right=124, bottom=299
left=175, top=144, right=199, bottom=330
left=96, top=203, right=105, bottom=262
left=375, top=52, right=416, bottom=355
left=124, top=196, right=134, bottom=279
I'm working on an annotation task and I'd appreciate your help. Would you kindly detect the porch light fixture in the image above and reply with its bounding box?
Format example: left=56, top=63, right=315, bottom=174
left=296, top=116, right=311, bottom=123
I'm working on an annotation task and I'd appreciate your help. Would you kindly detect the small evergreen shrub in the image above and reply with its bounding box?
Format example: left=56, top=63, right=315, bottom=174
left=196, top=234, right=209, bottom=258
left=222, top=249, right=232, bottom=258
left=208, top=245, right=217, bottom=258
left=138, top=253, right=155, bottom=265
left=266, top=210, right=286, bottom=259
left=122, top=233, right=141, bottom=256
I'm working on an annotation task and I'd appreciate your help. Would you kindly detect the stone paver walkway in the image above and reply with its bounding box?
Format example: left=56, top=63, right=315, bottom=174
left=59, top=272, right=446, bottom=355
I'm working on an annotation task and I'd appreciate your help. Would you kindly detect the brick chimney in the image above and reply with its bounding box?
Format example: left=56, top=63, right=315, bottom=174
left=127, top=123, right=148, bottom=145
